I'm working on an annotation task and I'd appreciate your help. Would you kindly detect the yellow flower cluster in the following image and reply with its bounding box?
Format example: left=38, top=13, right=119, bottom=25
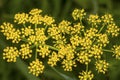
left=28, top=28, right=47, bottom=45
left=21, top=26, right=34, bottom=37
left=88, top=14, right=101, bottom=26
left=28, top=59, right=44, bottom=76
left=37, top=45, right=50, bottom=58
left=0, top=22, right=21, bottom=43
left=14, top=13, right=29, bottom=24
left=19, top=44, right=32, bottom=59
left=1, top=8, right=120, bottom=79
left=107, top=23, right=120, bottom=37
left=72, top=8, right=86, bottom=20
left=79, top=71, right=94, bottom=80
left=112, top=45, right=120, bottom=59
left=95, top=60, right=109, bottom=74
left=101, top=14, right=113, bottom=24
left=89, top=45, right=103, bottom=59
left=3, top=47, right=19, bottom=62
left=77, top=51, right=92, bottom=65
left=97, top=33, right=109, bottom=47
left=48, top=51, right=59, bottom=66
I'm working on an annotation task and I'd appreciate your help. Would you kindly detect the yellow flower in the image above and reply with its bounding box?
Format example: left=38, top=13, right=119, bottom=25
left=95, top=60, right=109, bottom=74
left=107, top=23, right=120, bottom=37
left=14, top=13, right=29, bottom=24
left=88, top=14, right=101, bottom=26
left=80, top=37, right=92, bottom=49
left=62, top=59, right=76, bottom=71
left=77, top=51, right=92, bottom=65
left=58, top=44, right=74, bottom=59
left=48, top=51, right=59, bottom=67
left=70, top=23, right=84, bottom=35
left=3, top=47, right=19, bottom=62
left=97, top=34, right=109, bottom=47
left=70, top=35, right=81, bottom=48
left=89, top=45, right=103, bottom=59
left=42, top=15, right=55, bottom=26
left=79, top=71, right=94, bottom=80
left=84, top=28, right=98, bottom=39
left=29, top=8, right=42, bottom=15
left=21, top=26, right=34, bottom=37
left=0, top=22, right=21, bottom=43
left=112, top=45, right=120, bottom=59
left=37, top=45, right=50, bottom=58
left=28, top=59, right=44, bottom=76
left=58, top=20, right=71, bottom=34
left=29, top=14, right=43, bottom=24
left=19, top=44, right=32, bottom=59
left=72, top=8, right=86, bottom=20
left=28, top=28, right=47, bottom=45
left=101, top=14, right=113, bottom=24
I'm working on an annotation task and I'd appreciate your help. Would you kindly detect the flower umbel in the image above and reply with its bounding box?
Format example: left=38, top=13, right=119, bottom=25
left=28, top=59, right=44, bottom=76
left=1, top=8, right=120, bottom=79
left=79, top=71, right=94, bottom=80
left=3, top=47, right=19, bottom=62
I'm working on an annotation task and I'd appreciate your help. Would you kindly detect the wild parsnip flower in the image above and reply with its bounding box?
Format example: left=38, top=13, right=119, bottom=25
left=80, top=37, right=92, bottom=49
left=62, top=59, right=76, bottom=71
left=77, top=51, right=92, bottom=65
left=48, top=51, right=59, bottom=67
left=70, top=23, right=84, bottom=35
left=29, top=14, right=43, bottom=24
left=28, top=28, right=47, bottom=45
left=21, top=26, right=34, bottom=37
left=28, top=59, right=44, bottom=76
left=29, top=8, right=42, bottom=15
left=112, top=45, right=120, bottom=59
left=42, top=15, right=55, bottom=26
left=0, top=22, right=21, bottom=43
left=19, top=44, right=32, bottom=59
left=58, top=20, right=71, bottom=34
left=84, top=28, right=98, bottom=39
left=3, top=47, right=19, bottom=62
left=14, top=13, right=29, bottom=24
left=1, top=8, right=120, bottom=79
left=89, top=45, right=103, bottom=59
left=72, top=8, right=86, bottom=20
left=47, top=25, right=61, bottom=40
left=88, top=14, right=101, bottom=26
left=79, top=71, right=94, bottom=80
left=37, top=45, right=50, bottom=58
left=58, top=44, right=74, bottom=59
left=101, top=14, right=113, bottom=24
left=97, top=34, right=109, bottom=47
left=107, top=23, right=120, bottom=37
left=70, top=35, right=81, bottom=48
left=95, top=60, right=109, bottom=74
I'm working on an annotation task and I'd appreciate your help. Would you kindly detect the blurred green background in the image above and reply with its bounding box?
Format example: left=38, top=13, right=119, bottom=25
left=0, top=0, right=120, bottom=80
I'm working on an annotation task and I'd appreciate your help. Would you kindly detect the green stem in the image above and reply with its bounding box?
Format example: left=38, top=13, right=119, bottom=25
left=23, top=24, right=26, bottom=28
left=86, top=64, right=88, bottom=72
left=35, top=45, right=38, bottom=59
left=45, top=25, right=48, bottom=31
left=98, top=24, right=105, bottom=33
left=102, top=49, right=113, bottom=52
left=46, top=45, right=59, bottom=51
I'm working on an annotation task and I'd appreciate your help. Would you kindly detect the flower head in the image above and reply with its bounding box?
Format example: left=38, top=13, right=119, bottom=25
left=72, top=8, right=86, bottom=20
left=95, top=60, right=109, bottom=74
left=112, top=45, right=120, bottom=59
left=3, top=47, right=19, bottom=62
left=79, top=71, right=94, bottom=80
left=28, top=59, right=44, bottom=76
